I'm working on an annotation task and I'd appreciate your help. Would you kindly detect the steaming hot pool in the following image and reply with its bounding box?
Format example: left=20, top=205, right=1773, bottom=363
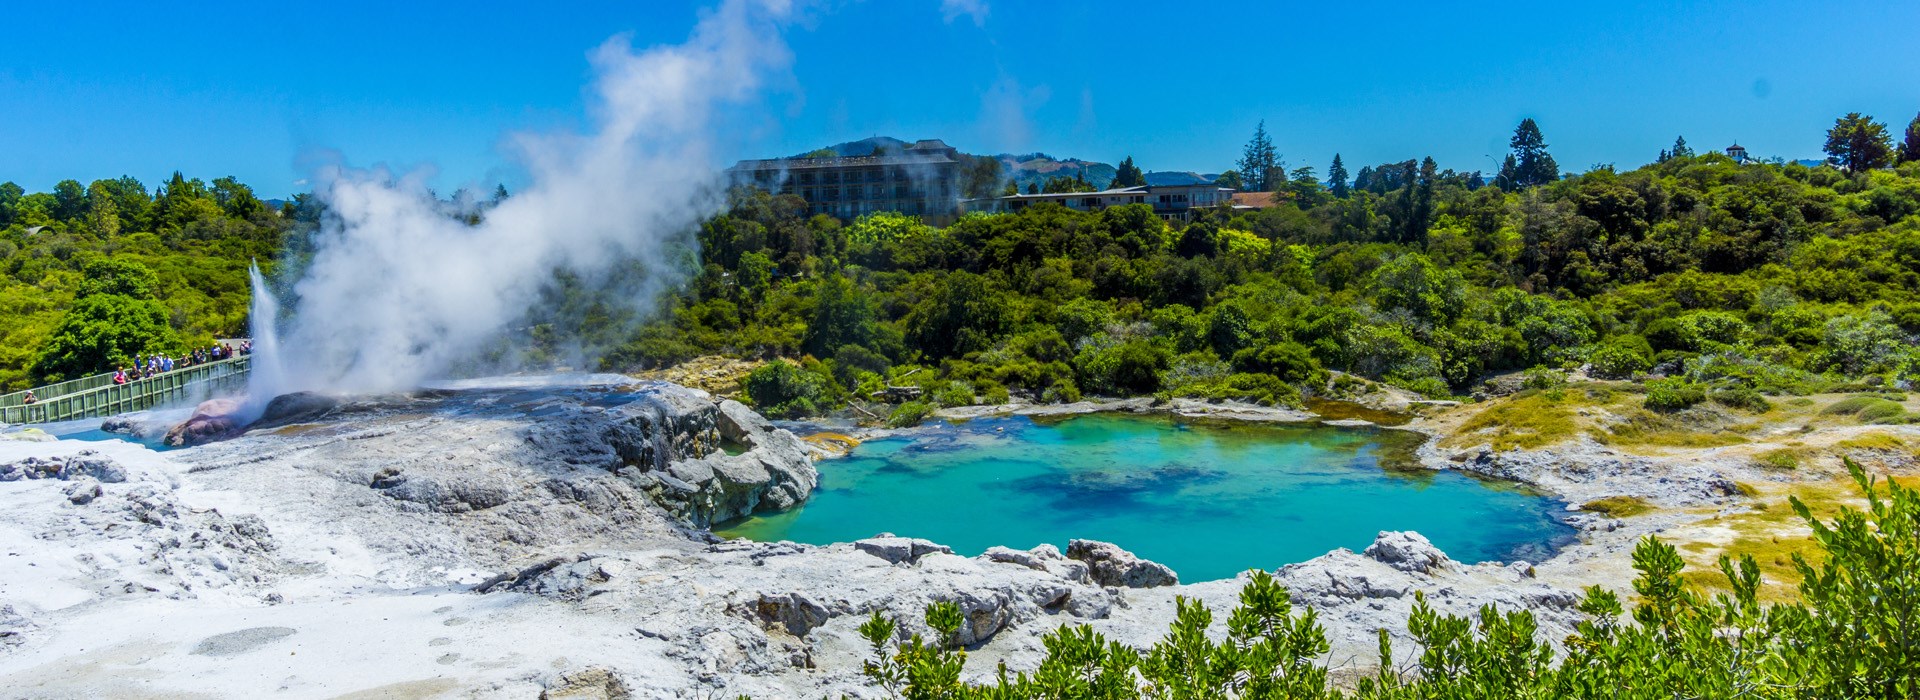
left=718, top=414, right=1575, bottom=582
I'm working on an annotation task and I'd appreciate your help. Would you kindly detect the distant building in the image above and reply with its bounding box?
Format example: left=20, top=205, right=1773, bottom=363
left=1726, top=143, right=1750, bottom=164
left=728, top=139, right=961, bottom=220
left=964, top=182, right=1235, bottom=223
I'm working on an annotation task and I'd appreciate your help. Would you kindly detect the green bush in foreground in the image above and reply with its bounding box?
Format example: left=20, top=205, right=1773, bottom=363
left=1641, top=378, right=1706, bottom=412
left=853, top=459, right=1917, bottom=699
left=1824, top=395, right=1912, bottom=424
left=886, top=401, right=934, bottom=428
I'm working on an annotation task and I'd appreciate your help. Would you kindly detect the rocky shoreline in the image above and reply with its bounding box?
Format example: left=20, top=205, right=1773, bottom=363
left=0, top=379, right=1910, bottom=697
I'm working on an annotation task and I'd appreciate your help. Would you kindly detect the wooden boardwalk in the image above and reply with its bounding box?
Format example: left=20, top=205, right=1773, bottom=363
left=1, top=357, right=251, bottom=425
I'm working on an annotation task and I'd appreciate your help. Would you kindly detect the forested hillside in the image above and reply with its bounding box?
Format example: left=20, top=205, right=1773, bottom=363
left=0, top=174, right=295, bottom=389
left=6, top=116, right=1917, bottom=408
left=622, top=119, right=1920, bottom=420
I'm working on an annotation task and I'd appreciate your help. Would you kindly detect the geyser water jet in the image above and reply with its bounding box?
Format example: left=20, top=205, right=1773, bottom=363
left=240, top=261, right=287, bottom=423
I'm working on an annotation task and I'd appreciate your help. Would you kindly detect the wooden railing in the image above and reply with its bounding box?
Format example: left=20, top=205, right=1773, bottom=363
left=1, top=357, right=251, bottom=425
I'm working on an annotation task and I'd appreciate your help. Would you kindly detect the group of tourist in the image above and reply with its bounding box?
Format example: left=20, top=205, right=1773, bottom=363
left=109, top=341, right=251, bottom=386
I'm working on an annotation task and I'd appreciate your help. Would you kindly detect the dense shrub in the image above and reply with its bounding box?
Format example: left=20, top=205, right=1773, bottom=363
left=885, top=400, right=933, bottom=428
left=1231, top=341, right=1327, bottom=386
left=1520, top=365, right=1567, bottom=390
left=1642, top=378, right=1707, bottom=412
left=741, top=359, right=828, bottom=419
left=1823, top=395, right=1911, bottom=424
left=1710, top=385, right=1773, bottom=412
left=1587, top=335, right=1653, bottom=379
left=1075, top=338, right=1171, bottom=395
left=1167, top=372, right=1304, bottom=407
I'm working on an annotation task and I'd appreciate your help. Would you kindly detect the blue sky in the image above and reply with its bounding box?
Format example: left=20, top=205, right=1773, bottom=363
left=3, top=0, right=1917, bottom=197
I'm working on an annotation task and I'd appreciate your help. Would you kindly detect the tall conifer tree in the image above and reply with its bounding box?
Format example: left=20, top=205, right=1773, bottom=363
left=1900, top=112, right=1920, bottom=164
left=1328, top=154, right=1349, bottom=198
left=1238, top=121, right=1279, bottom=192
left=1496, top=119, right=1558, bottom=189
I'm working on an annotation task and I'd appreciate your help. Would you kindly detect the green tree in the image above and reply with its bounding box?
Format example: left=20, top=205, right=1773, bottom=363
left=51, top=179, right=86, bottom=221
left=1327, top=154, right=1350, bottom=198
left=77, top=258, right=161, bottom=299
left=904, top=272, right=1012, bottom=360
left=1041, top=174, right=1095, bottom=193
left=84, top=181, right=121, bottom=236
left=94, top=177, right=153, bottom=231
left=30, top=295, right=180, bottom=383
left=31, top=259, right=180, bottom=382
left=1112, top=156, right=1145, bottom=188
left=1900, top=112, right=1920, bottom=164
left=959, top=155, right=1005, bottom=199
left=156, top=171, right=218, bottom=229
left=1659, top=135, right=1694, bottom=163
left=1214, top=169, right=1244, bottom=191
left=1238, top=121, right=1280, bottom=192
left=212, top=176, right=266, bottom=219
left=0, top=181, right=22, bottom=227
left=803, top=275, right=879, bottom=358
left=1824, top=112, right=1895, bottom=173
left=1408, top=157, right=1437, bottom=244
left=1496, top=118, right=1559, bottom=189
left=1370, top=253, right=1464, bottom=326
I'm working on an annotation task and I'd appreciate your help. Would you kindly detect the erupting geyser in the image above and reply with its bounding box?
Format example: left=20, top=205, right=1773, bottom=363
left=253, top=0, right=796, bottom=397
left=238, top=262, right=287, bottom=424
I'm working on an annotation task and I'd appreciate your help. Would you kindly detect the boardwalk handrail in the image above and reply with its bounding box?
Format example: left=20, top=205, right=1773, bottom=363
left=1, top=371, right=123, bottom=408
left=1, top=354, right=251, bottom=409
left=1, top=356, right=252, bottom=426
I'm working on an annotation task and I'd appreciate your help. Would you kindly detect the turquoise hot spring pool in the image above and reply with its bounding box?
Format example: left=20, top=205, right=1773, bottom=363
left=717, top=414, right=1575, bottom=582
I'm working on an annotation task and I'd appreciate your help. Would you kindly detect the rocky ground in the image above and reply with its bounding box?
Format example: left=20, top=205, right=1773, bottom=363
left=0, top=376, right=1914, bottom=698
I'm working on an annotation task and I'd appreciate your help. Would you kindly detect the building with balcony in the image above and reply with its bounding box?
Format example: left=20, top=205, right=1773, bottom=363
left=963, top=182, right=1235, bottom=222
left=728, top=139, right=962, bottom=221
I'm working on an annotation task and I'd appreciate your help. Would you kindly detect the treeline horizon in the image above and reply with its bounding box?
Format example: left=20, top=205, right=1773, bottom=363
left=626, top=111, right=1920, bottom=422
left=2, top=110, right=1918, bottom=400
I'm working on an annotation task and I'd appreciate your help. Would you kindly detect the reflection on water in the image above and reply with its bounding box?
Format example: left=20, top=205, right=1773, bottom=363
left=718, top=414, right=1574, bottom=581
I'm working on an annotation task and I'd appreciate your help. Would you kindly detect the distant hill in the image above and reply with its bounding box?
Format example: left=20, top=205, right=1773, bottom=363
left=996, top=153, right=1117, bottom=192
left=1143, top=171, right=1216, bottom=187
left=798, top=137, right=912, bottom=158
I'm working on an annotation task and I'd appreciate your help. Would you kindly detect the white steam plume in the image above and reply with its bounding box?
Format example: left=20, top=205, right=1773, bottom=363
left=251, top=0, right=796, bottom=400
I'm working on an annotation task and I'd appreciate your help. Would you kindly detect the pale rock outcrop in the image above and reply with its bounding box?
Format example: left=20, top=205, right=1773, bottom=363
left=1, top=450, right=127, bottom=483
left=1363, top=530, right=1453, bottom=574
left=980, top=544, right=1091, bottom=584
left=1067, top=539, right=1178, bottom=588
left=63, top=478, right=102, bottom=505
left=855, top=536, right=952, bottom=565
left=541, top=666, right=633, bottom=700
